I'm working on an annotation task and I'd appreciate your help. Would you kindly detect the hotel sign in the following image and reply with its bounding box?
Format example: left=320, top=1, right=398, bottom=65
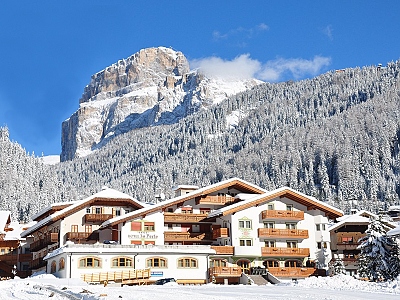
left=128, top=231, right=158, bottom=240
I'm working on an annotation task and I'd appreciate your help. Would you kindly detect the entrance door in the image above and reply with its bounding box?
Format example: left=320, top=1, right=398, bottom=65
left=237, top=259, right=251, bottom=274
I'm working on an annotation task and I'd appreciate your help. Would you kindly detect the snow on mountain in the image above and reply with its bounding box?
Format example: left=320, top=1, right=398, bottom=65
left=61, top=47, right=263, bottom=161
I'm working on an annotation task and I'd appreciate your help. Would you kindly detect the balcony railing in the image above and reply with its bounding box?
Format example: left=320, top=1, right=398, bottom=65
left=164, top=232, right=213, bottom=242
left=164, top=213, right=207, bottom=223
left=66, top=231, right=99, bottom=241
left=196, top=195, right=235, bottom=205
left=258, top=228, right=308, bottom=239
left=29, top=258, right=47, bottom=270
left=268, top=267, right=316, bottom=278
left=211, top=246, right=234, bottom=255
left=29, top=233, right=59, bottom=252
left=84, top=213, right=114, bottom=223
left=262, top=210, right=304, bottom=220
left=209, top=266, right=242, bottom=277
left=0, top=253, right=32, bottom=263
left=212, top=227, right=229, bottom=239
left=261, top=247, right=310, bottom=257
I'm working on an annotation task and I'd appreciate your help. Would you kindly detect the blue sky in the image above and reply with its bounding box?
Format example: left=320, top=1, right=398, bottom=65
left=1, top=1, right=399, bottom=156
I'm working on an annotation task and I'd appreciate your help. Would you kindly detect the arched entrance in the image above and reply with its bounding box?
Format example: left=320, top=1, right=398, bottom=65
left=236, top=259, right=251, bottom=274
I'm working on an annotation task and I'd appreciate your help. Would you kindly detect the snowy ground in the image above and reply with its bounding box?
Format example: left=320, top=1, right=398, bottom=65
left=1, top=274, right=400, bottom=300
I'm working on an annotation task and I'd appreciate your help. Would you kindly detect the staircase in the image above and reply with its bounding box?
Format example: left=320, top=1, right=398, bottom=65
left=248, top=275, right=269, bottom=285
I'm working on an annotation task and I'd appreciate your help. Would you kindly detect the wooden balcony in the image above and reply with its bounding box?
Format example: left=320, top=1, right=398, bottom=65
left=195, top=195, right=235, bottom=205
left=66, top=231, right=99, bottom=241
left=261, top=247, right=310, bottom=257
left=81, top=269, right=150, bottom=284
left=29, top=258, right=47, bottom=270
left=211, top=246, right=234, bottom=255
left=209, top=266, right=242, bottom=278
left=84, top=213, right=114, bottom=223
left=268, top=267, right=316, bottom=278
left=164, top=232, right=213, bottom=242
left=212, top=227, right=229, bottom=239
left=337, top=243, right=360, bottom=250
left=164, top=212, right=207, bottom=223
left=258, top=228, right=308, bottom=239
left=0, top=253, right=32, bottom=263
left=29, top=233, right=59, bottom=252
left=262, top=210, right=304, bottom=221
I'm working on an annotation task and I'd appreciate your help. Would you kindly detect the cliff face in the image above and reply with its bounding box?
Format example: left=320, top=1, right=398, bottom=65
left=61, top=47, right=261, bottom=161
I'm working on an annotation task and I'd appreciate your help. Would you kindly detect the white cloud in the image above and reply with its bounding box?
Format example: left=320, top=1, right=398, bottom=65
left=212, top=23, right=269, bottom=41
left=190, top=54, right=261, bottom=80
left=190, top=55, right=331, bottom=82
left=258, top=56, right=332, bottom=81
left=322, top=25, right=333, bottom=41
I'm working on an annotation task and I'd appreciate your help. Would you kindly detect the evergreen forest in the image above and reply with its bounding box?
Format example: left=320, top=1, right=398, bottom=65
left=1, top=62, right=399, bottom=221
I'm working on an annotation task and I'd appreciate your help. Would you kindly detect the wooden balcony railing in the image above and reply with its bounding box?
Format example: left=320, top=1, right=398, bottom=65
left=261, top=247, right=310, bottom=257
left=66, top=231, right=99, bottom=241
left=336, top=243, right=360, bottom=250
left=29, top=258, right=47, bottom=269
left=212, top=227, right=229, bottom=239
left=258, top=228, right=308, bottom=239
left=84, top=213, right=114, bottom=223
left=164, top=232, right=213, bottom=242
left=164, top=213, right=207, bottom=223
left=0, top=253, right=32, bottom=263
left=29, top=233, right=59, bottom=252
left=196, top=195, right=235, bottom=205
left=268, top=267, right=316, bottom=278
left=211, top=246, right=234, bottom=255
left=262, top=210, right=304, bottom=220
left=81, top=269, right=150, bottom=284
left=209, top=266, right=242, bottom=277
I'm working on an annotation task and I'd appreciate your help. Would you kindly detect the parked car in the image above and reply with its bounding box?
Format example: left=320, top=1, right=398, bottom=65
left=154, top=278, right=177, bottom=285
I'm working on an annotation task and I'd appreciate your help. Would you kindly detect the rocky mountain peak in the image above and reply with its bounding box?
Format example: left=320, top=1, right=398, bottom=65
left=61, top=47, right=262, bottom=161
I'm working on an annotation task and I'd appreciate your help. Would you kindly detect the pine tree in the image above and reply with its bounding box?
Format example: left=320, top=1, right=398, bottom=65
left=357, top=216, right=400, bottom=281
left=329, top=255, right=346, bottom=276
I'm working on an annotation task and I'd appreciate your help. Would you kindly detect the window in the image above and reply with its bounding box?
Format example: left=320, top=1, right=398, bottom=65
left=239, top=239, right=252, bottom=246
left=177, top=257, right=198, bottom=268
left=59, top=258, right=65, bottom=270
left=286, top=241, right=297, bottom=248
left=285, top=260, right=302, bottom=267
left=342, top=236, right=354, bottom=244
left=167, top=208, right=173, bottom=213
left=131, top=221, right=141, bottom=231
left=50, top=261, right=57, bottom=273
left=115, top=209, right=121, bottom=216
left=316, top=224, right=321, bottom=231
left=79, top=257, right=101, bottom=268
left=285, top=223, right=296, bottom=229
left=86, top=208, right=90, bottom=213
left=265, top=240, right=275, bottom=247
left=211, top=259, right=227, bottom=267
left=264, top=222, right=274, bottom=228
left=239, top=220, right=252, bottom=229
left=131, top=240, right=142, bottom=245
left=71, top=225, right=78, bottom=232
left=167, top=223, right=173, bottom=230
left=265, top=260, right=279, bottom=268
left=317, top=242, right=328, bottom=249
left=144, top=222, right=155, bottom=231
left=112, top=256, right=133, bottom=267
left=181, top=207, right=193, bottom=214
left=146, top=257, right=167, bottom=268
left=200, top=208, right=211, bottom=214
left=267, top=204, right=274, bottom=210
left=85, top=225, right=92, bottom=233
left=286, top=205, right=293, bottom=211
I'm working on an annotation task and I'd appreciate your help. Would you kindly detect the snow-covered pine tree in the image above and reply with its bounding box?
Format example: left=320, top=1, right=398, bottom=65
left=357, top=216, right=400, bottom=281
left=329, top=255, right=346, bottom=276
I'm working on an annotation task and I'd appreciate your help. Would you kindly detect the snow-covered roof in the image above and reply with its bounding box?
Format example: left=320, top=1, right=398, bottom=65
left=209, top=186, right=343, bottom=218
left=329, top=215, right=371, bottom=232
left=101, top=177, right=267, bottom=228
left=21, top=187, right=144, bottom=238
left=31, top=200, right=78, bottom=221
left=387, top=225, right=400, bottom=236
left=172, top=185, right=199, bottom=191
